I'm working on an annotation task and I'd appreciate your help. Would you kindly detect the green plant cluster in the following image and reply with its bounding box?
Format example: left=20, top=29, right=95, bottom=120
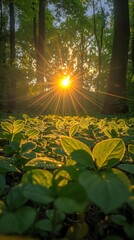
left=0, top=114, right=134, bottom=240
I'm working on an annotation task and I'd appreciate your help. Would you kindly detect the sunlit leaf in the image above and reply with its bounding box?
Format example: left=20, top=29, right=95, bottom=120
left=69, top=123, right=79, bottom=137
left=60, top=136, right=94, bottom=169
left=21, top=169, right=53, bottom=188
left=25, top=157, right=63, bottom=169
left=128, top=144, right=134, bottom=154
left=25, top=129, right=40, bottom=139
left=1, top=122, right=13, bottom=134
left=93, top=138, right=125, bottom=169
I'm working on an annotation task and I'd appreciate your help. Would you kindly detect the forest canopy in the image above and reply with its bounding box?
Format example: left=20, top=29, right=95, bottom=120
left=0, top=0, right=134, bottom=115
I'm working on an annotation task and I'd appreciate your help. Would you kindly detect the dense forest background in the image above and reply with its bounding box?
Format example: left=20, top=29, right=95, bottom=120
left=0, top=0, right=134, bottom=115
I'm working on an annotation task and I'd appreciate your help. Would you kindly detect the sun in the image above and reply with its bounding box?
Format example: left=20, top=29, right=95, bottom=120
left=60, top=76, right=71, bottom=88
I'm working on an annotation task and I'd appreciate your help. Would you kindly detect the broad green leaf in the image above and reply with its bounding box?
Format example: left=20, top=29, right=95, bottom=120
left=118, top=164, right=134, bottom=174
left=79, top=118, right=89, bottom=129
left=1, top=122, right=12, bottom=134
left=21, top=141, right=37, bottom=153
left=69, top=123, right=79, bottom=137
left=45, top=209, right=65, bottom=222
left=13, top=120, right=24, bottom=135
left=23, top=184, right=54, bottom=204
left=60, top=136, right=94, bottom=169
left=6, top=185, right=27, bottom=209
left=0, top=206, right=36, bottom=234
left=0, top=174, right=6, bottom=195
left=21, top=169, right=53, bottom=188
left=14, top=206, right=36, bottom=234
left=25, top=157, right=63, bottom=169
left=25, top=129, right=40, bottom=139
left=93, top=138, right=125, bottom=169
left=79, top=168, right=130, bottom=213
left=35, top=219, right=52, bottom=232
left=0, top=160, right=18, bottom=174
left=55, top=182, right=88, bottom=213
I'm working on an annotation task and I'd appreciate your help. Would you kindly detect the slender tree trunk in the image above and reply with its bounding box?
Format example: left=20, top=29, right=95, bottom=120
left=8, top=0, right=16, bottom=111
left=9, top=0, right=15, bottom=65
left=92, top=0, right=105, bottom=91
left=104, top=0, right=130, bottom=114
left=33, top=15, right=37, bottom=49
left=36, top=0, right=45, bottom=85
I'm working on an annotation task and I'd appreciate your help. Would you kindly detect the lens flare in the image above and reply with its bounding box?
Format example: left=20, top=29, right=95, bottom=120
left=60, top=76, right=71, bottom=88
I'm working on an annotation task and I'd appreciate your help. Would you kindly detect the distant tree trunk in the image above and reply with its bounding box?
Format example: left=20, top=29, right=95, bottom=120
left=0, top=0, right=7, bottom=63
left=92, top=0, right=105, bottom=91
left=104, top=0, right=130, bottom=114
left=79, top=32, right=84, bottom=87
left=9, top=0, right=15, bottom=65
left=132, top=1, right=134, bottom=74
left=33, top=15, right=37, bottom=49
left=32, top=2, right=37, bottom=49
left=36, top=0, right=45, bottom=85
left=8, top=0, right=16, bottom=111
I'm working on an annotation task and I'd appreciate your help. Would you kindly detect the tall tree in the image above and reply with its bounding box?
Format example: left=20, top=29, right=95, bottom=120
left=36, top=0, right=46, bottom=85
left=104, top=0, right=130, bottom=114
left=92, top=0, right=105, bottom=91
left=8, top=0, right=16, bottom=111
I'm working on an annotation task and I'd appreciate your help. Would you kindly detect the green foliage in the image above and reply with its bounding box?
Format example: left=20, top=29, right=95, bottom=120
left=0, top=113, right=133, bottom=239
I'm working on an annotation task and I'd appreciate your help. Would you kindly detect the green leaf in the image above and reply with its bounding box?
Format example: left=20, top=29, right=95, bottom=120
left=93, top=138, right=125, bottom=169
left=80, top=118, right=89, bottom=129
left=12, top=120, right=24, bottom=135
left=26, top=129, right=40, bottom=139
left=55, top=182, right=88, bottom=214
left=0, top=174, right=6, bottom=196
left=23, top=184, right=54, bottom=204
left=128, top=144, right=134, bottom=154
left=60, top=136, right=94, bottom=169
left=0, top=160, right=18, bottom=174
left=21, top=169, right=53, bottom=188
left=79, top=168, right=130, bottom=213
left=46, top=209, right=65, bottom=222
left=6, top=185, right=27, bottom=209
left=54, top=170, right=71, bottom=187
left=0, top=206, right=36, bottom=234
left=69, top=123, right=79, bottom=137
left=25, top=157, right=63, bottom=169
left=118, top=164, right=134, bottom=174
left=35, top=219, right=52, bottom=232
left=21, top=141, right=37, bottom=153
left=1, top=122, right=12, bottom=134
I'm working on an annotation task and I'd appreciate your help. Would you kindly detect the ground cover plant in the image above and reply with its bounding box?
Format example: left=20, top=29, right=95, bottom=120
left=0, top=113, right=134, bottom=240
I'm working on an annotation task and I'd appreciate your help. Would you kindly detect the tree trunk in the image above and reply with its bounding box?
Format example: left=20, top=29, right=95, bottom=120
left=104, top=0, right=130, bottom=114
left=9, top=0, right=15, bottom=65
left=36, top=0, right=45, bottom=85
left=8, top=0, right=16, bottom=111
